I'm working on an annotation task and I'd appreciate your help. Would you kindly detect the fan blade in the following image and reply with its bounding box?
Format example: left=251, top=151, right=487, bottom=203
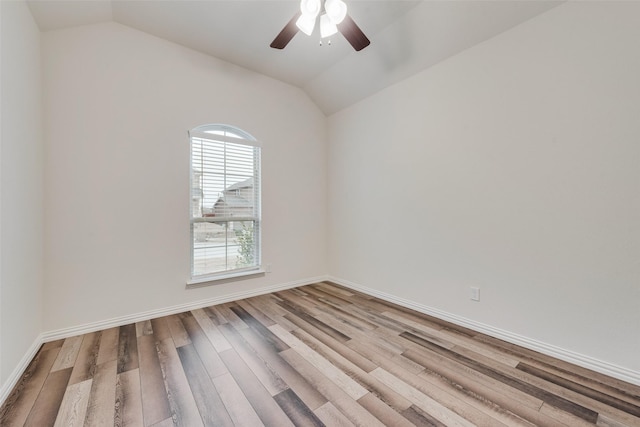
left=270, top=11, right=302, bottom=49
left=337, top=14, right=370, bottom=51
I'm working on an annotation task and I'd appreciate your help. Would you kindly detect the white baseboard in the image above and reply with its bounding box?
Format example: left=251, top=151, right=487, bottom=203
left=0, top=275, right=328, bottom=407
left=328, top=276, right=640, bottom=387
left=42, top=275, right=330, bottom=342
left=4, top=273, right=637, bottom=408
left=0, top=334, right=44, bottom=405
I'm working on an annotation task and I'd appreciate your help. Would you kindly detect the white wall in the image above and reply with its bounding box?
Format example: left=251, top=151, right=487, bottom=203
left=42, top=22, right=327, bottom=331
left=5, top=0, right=637, bottom=394
left=328, top=2, right=640, bottom=375
left=0, top=0, right=44, bottom=385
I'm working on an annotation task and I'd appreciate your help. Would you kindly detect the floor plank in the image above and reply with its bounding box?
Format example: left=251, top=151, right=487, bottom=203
left=357, top=392, right=415, bottom=427
left=280, top=348, right=386, bottom=427
left=114, top=368, right=144, bottom=427
left=218, top=347, right=295, bottom=427
left=96, top=327, right=119, bottom=365
left=0, top=347, right=61, bottom=426
left=219, top=321, right=289, bottom=396
left=3, top=281, right=640, bottom=427
left=401, top=331, right=600, bottom=423
left=270, top=324, right=369, bottom=401
left=52, top=378, right=92, bottom=427
left=273, top=388, right=325, bottom=427
left=371, top=367, right=477, bottom=427
left=291, top=327, right=412, bottom=412
left=236, top=326, right=328, bottom=411
left=166, top=314, right=191, bottom=348
left=149, top=317, right=172, bottom=342
left=51, top=336, right=83, bottom=372
left=155, top=337, right=203, bottom=427
left=314, top=401, right=355, bottom=426
left=177, top=344, right=234, bottom=426
left=116, top=324, right=139, bottom=374
left=68, top=332, right=101, bottom=385
left=191, top=308, right=232, bottom=352
left=180, top=311, right=229, bottom=378
left=212, top=373, right=265, bottom=426
left=137, top=334, right=171, bottom=426
left=24, top=368, right=72, bottom=427
left=83, top=359, right=117, bottom=427
left=136, top=320, right=153, bottom=338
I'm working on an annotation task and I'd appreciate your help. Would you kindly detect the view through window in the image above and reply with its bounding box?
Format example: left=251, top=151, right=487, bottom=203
left=190, top=124, right=261, bottom=278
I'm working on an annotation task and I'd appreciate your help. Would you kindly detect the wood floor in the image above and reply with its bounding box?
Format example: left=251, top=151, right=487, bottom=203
left=1, top=282, right=639, bottom=427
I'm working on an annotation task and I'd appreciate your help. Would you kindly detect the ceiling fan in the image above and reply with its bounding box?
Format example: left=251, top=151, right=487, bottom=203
left=270, top=0, right=370, bottom=51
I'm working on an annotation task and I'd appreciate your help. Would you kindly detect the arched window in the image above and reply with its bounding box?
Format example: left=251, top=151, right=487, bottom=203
left=189, top=124, right=261, bottom=281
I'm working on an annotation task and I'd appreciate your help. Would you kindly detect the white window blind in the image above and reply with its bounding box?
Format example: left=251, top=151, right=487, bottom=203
left=189, top=125, right=261, bottom=279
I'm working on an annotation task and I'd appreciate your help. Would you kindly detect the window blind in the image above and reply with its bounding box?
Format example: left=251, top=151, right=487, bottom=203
left=189, top=125, right=261, bottom=278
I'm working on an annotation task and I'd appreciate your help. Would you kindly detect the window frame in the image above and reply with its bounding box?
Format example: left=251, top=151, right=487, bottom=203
left=187, top=124, right=262, bottom=285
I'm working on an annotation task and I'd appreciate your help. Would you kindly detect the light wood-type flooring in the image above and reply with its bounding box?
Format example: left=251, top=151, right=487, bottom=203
left=1, top=282, right=639, bottom=426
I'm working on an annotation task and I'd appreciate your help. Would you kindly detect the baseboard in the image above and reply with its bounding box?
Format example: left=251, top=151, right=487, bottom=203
left=328, top=276, right=640, bottom=387
left=0, top=334, right=44, bottom=405
left=2, top=275, right=328, bottom=407
left=7, top=273, right=636, bottom=408
left=42, top=275, right=329, bottom=342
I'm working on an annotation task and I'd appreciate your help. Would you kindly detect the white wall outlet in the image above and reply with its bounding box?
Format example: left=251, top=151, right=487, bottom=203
left=470, top=287, right=480, bottom=302
left=265, top=263, right=272, bottom=273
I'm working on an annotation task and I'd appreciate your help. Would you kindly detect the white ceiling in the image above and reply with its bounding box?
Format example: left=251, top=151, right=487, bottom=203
left=27, top=0, right=562, bottom=115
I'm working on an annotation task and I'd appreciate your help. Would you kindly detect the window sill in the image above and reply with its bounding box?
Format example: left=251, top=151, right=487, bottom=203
left=186, top=268, right=265, bottom=288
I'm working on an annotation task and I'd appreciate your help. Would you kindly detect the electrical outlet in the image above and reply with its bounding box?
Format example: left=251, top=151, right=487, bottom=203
left=265, top=264, right=272, bottom=273
left=470, top=287, right=480, bottom=302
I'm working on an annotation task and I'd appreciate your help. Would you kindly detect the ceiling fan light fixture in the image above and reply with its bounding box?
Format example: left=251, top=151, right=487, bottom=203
left=299, top=0, right=321, bottom=18
left=320, top=13, right=338, bottom=38
left=325, top=0, right=347, bottom=25
left=271, top=0, right=369, bottom=51
left=296, top=13, right=316, bottom=36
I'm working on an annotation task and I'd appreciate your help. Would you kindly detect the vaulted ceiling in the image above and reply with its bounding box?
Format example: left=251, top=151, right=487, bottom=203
left=27, top=0, right=562, bottom=115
